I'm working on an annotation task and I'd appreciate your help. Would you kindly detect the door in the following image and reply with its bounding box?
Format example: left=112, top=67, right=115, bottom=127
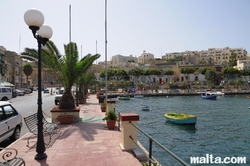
left=3, top=105, right=19, bottom=137
left=0, top=107, right=9, bottom=143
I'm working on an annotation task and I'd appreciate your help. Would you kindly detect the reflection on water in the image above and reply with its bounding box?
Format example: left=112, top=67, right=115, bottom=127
left=165, top=121, right=197, bottom=133
left=115, top=95, right=250, bottom=166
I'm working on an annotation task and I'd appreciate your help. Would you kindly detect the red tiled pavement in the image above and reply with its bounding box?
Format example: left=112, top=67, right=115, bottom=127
left=1, top=95, right=142, bottom=166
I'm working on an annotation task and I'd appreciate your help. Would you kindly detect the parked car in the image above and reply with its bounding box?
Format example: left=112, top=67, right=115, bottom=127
left=16, top=89, right=25, bottom=96
left=25, top=88, right=32, bottom=94
left=0, top=101, right=22, bottom=143
left=0, top=87, right=13, bottom=101
left=12, top=88, right=17, bottom=98
left=44, top=89, right=50, bottom=94
left=55, top=88, right=65, bottom=105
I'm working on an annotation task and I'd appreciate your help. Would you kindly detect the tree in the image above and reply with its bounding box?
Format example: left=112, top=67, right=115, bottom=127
left=240, top=69, right=250, bottom=89
left=164, top=69, right=174, bottom=75
left=23, top=63, right=33, bottom=87
left=229, top=52, right=237, bottom=67
left=198, top=67, right=214, bottom=75
left=115, top=69, right=129, bottom=80
left=222, top=67, right=240, bottom=80
left=205, top=69, right=217, bottom=87
left=180, top=67, right=195, bottom=82
left=99, top=68, right=117, bottom=80
left=128, top=68, right=144, bottom=84
left=21, top=41, right=100, bottom=109
left=77, top=73, right=99, bottom=102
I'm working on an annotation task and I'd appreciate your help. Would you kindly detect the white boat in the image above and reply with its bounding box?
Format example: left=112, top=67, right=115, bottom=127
left=141, top=103, right=151, bottom=111
left=201, top=92, right=217, bottom=100
left=213, top=91, right=225, bottom=96
left=206, top=90, right=224, bottom=96
left=134, top=95, right=144, bottom=98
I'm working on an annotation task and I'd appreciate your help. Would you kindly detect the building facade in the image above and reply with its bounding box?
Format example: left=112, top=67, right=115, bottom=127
left=138, top=50, right=154, bottom=64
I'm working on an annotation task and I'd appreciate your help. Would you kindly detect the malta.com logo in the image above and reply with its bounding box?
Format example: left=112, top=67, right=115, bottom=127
left=190, top=154, right=247, bottom=165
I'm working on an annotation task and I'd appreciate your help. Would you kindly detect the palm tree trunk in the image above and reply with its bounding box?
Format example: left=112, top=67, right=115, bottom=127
left=59, top=91, right=75, bottom=109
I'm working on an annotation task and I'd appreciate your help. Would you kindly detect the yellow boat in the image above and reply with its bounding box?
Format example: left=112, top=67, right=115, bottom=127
left=164, top=113, right=197, bottom=125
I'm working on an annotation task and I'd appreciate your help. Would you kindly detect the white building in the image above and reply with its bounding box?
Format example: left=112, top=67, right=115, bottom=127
left=138, top=50, right=154, bottom=64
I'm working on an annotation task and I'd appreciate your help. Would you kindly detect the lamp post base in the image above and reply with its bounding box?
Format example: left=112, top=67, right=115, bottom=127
left=35, top=153, right=47, bottom=160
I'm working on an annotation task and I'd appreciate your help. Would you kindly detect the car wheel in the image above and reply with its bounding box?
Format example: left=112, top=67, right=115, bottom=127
left=10, top=126, right=20, bottom=142
left=2, top=97, right=8, bottom=101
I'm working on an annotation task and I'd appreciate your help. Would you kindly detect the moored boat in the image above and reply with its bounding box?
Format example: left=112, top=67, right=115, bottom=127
left=141, top=103, right=151, bottom=111
left=201, top=92, right=217, bottom=100
left=117, top=96, right=130, bottom=100
left=164, top=113, right=197, bottom=125
left=213, top=91, right=225, bottom=96
left=206, top=90, right=225, bottom=96
left=134, top=95, right=144, bottom=98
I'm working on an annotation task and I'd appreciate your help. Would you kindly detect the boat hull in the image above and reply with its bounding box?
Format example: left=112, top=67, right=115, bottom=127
left=141, top=104, right=151, bottom=111
left=117, top=97, right=130, bottom=100
left=134, top=95, right=144, bottom=98
left=201, top=92, right=217, bottom=100
left=164, top=113, right=197, bottom=125
left=201, top=95, right=217, bottom=100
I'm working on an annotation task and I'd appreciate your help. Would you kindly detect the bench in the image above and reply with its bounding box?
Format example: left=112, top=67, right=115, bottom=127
left=23, top=113, right=60, bottom=147
left=0, top=148, right=25, bottom=166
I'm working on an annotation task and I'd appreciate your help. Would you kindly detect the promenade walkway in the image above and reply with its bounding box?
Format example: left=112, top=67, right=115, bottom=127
left=1, top=95, right=142, bottom=166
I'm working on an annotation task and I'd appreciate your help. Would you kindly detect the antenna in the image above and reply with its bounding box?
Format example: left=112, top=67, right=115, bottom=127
left=69, top=4, right=71, bottom=43
left=96, top=40, right=97, bottom=64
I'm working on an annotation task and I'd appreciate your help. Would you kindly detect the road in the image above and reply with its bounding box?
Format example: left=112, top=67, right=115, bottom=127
left=0, top=89, right=57, bottom=147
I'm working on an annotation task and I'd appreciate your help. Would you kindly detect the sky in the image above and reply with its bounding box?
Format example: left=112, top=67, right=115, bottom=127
left=0, top=0, right=250, bottom=62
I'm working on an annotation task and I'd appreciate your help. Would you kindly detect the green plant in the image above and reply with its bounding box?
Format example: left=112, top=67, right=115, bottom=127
left=21, top=41, right=100, bottom=109
left=142, top=162, right=158, bottom=166
left=102, top=111, right=117, bottom=121
left=101, top=103, right=106, bottom=107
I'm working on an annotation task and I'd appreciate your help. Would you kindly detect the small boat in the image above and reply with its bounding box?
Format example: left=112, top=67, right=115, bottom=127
left=141, top=103, right=151, bottom=111
left=207, top=91, right=225, bottom=96
left=247, top=96, right=250, bottom=99
left=201, top=92, right=217, bottom=100
left=117, top=96, right=130, bottom=100
left=213, top=91, right=225, bottom=96
left=134, top=95, right=144, bottom=98
left=164, top=113, right=197, bottom=125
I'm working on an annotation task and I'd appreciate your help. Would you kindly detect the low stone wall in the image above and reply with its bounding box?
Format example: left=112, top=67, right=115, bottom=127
left=50, top=107, right=80, bottom=122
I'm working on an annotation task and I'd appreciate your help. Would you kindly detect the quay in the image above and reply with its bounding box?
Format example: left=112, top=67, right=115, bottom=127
left=0, top=95, right=142, bottom=166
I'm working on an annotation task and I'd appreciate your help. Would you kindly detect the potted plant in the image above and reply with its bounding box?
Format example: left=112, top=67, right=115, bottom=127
left=102, top=111, right=118, bottom=130
left=56, top=113, right=74, bottom=124
left=100, top=103, right=106, bottom=112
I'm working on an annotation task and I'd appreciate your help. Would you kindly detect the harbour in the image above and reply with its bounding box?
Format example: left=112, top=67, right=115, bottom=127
left=114, top=94, right=250, bottom=165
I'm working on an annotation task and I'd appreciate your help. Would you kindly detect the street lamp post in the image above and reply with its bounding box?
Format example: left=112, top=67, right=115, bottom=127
left=24, top=9, right=53, bottom=160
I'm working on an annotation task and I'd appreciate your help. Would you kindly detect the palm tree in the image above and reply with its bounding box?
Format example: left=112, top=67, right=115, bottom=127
left=77, top=73, right=100, bottom=103
left=23, top=63, right=33, bottom=88
left=21, top=41, right=100, bottom=109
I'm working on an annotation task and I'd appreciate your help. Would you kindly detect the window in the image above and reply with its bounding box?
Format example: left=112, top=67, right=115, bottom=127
left=0, top=108, right=4, bottom=121
left=3, top=105, right=17, bottom=119
left=1, top=88, right=11, bottom=93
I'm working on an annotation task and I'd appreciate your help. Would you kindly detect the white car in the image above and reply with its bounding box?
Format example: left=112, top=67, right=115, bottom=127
left=16, top=89, right=25, bottom=96
left=0, top=101, right=22, bottom=143
left=55, top=88, right=65, bottom=105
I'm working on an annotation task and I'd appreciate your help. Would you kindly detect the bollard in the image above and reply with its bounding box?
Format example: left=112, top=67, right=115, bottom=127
left=107, top=100, right=116, bottom=112
left=119, top=113, right=139, bottom=150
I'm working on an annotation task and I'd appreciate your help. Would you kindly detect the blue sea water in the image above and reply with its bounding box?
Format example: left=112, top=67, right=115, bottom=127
left=114, top=95, right=250, bottom=166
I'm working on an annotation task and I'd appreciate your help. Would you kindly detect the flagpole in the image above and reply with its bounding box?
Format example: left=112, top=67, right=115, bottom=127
left=69, top=4, right=71, bottom=43
left=105, top=0, right=108, bottom=103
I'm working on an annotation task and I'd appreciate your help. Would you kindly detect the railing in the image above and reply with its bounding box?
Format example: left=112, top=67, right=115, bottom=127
left=129, top=121, right=189, bottom=166
left=115, top=108, right=121, bottom=132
